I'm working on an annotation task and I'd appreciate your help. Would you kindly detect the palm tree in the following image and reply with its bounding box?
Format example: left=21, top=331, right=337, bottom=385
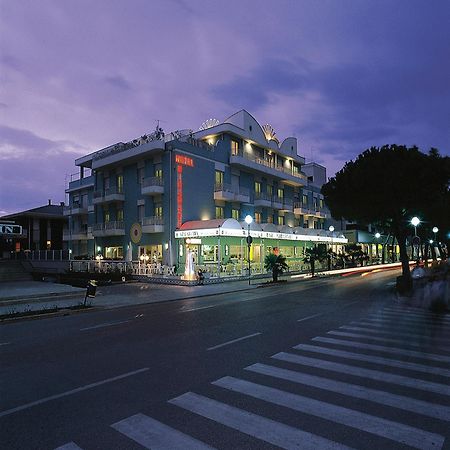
left=264, top=253, right=289, bottom=282
left=303, top=245, right=328, bottom=276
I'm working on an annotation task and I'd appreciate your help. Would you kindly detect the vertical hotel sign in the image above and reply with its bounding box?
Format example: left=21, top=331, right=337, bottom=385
left=175, top=154, right=194, bottom=228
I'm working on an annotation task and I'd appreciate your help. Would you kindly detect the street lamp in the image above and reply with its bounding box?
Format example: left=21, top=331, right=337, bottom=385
left=411, top=216, right=420, bottom=236
left=374, top=232, right=381, bottom=262
left=244, top=215, right=253, bottom=285
left=432, top=226, right=438, bottom=242
left=328, top=225, right=334, bottom=232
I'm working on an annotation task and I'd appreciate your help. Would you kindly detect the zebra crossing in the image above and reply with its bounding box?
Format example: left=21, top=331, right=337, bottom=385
left=57, top=305, right=450, bottom=449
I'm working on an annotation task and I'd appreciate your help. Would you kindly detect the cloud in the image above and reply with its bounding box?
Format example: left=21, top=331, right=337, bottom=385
left=104, top=75, right=133, bottom=91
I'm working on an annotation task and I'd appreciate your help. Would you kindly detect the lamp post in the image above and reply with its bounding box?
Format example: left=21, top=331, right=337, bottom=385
left=374, top=232, right=381, bottom=263
left=432, top=226, right=438, bottom=242
left=244, top=215, right=253, bottom=285
left=410, top=216, right=421, bottom=261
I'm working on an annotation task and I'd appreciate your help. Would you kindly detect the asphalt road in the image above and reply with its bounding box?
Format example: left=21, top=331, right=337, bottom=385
left=1, top=270, right=450, bottom=450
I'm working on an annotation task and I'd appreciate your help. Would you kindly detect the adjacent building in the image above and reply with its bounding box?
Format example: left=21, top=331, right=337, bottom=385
left=64, top=110, right=346, bottom=275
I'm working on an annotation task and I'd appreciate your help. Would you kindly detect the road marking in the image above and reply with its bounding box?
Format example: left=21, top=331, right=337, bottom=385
left=213, top=376, right=444, bottom=449
left=181, top=304, right=221, bottom=313
left=384, top=307, right=450, bottom=321
left=341, top=325, right=450, bottom=345
left=297, top=313, right=323, bottom=322
left=169, top=392, right=353, bottom=450
left=272, top=352, right=450, bottom=395
left=80, top=319, right=131, bottom=331
left=0, top=342, right=11, bottom=346
left=54, top=443, right=84, bottom=450
left=327, top=330, right=446, bottom=350
left=246, top=363, right=450, bottom=422
left=312, top=336, right=450, bottom=363
left=0, top=368, right=149, bottom=418
left=375, top=311, right=450, bottom=324
left=293, top=343, right=450, bottom=378
left=207, top=332, right=261, bottom=351
left=361, top=317, right=450, bottom=329
left=112, top=413, right=215, bottom=449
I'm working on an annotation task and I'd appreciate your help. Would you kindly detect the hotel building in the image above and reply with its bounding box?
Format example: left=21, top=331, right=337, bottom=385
left=64, top=110, right=346, bottom=275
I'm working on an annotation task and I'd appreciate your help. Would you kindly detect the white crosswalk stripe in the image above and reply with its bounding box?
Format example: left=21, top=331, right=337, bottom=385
left=373, top=310, right=450, bottom=325
left=245, top=362, right=450, bottom=421
left=312, top=336, right=450, bottom=363
left=340, top=325, right=450, bottom=346
left=293, top=343, right=450, bottom=378
left=57, top=308, right=450, bottom=450
left=54, top=444, right=83, bottom=450
left=212, top=375, right=445, bottom=449
left=272, top=352, right=450, bottom=395
left=328, top=329, right=450, bottom=352
left=169, top=391, right=354, bottom=450
left=111, top=413, right=215, bottom=449
left=384, top=307, right=450, bottom=320
left=359, top=317, right=450, bottom=331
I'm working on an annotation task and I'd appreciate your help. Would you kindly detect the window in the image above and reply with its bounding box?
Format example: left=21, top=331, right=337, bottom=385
left=255, top=212, right=262, bottom=223
left=202, top=245, right=218, bottom=262
left=313, top=198, right=318, bottom=210
left=137, top=167, right=145, bottom=185
left=103, top=177, right=110, bottom=191
left=277, top=188, right=284, bottom=199
left=73, top=194, right=80, bottom=206
left=117, top=175, right=124, bottom=193
left=215, top=170, right=224, bottom=186
left=215, top=206, right=224, bottom=219
left=231, top=140, right=239, bottom=156
left=155, top=165, right=163, bottom=179
left=319, top=198, right=324, bottom=209
left=103, top=207, right=110, bottom=223
left=304, top=219, right=309, bottom=228
left=155, top=204, right=163, bottom=217
left=278, top=216, right=285, bottom=226
left=267, top=185, right=273, bottom=197
left=302, top=194, right=308, bottom=206
left=105, top=246, right=123, bottom=259
left=232, top=209, right=240, bottom=220
left=117, top=209, right=124, bottom=221
left=267, top=215, right=273, bottom=224
left=254, top=181, right=261, bottom=195
left=138, top=205, right=145, bottom=221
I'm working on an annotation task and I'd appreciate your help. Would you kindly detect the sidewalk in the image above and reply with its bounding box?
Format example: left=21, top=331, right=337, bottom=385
left=0, top=278, right=262, bottom=317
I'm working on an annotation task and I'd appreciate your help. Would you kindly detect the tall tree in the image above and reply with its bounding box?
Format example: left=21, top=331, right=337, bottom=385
left=321, top=145, right=449, bottom=287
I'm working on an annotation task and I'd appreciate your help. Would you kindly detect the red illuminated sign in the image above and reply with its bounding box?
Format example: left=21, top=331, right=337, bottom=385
left=175, top=154, right=194, bottom=167
left=177, top=165, right=183, bottom=228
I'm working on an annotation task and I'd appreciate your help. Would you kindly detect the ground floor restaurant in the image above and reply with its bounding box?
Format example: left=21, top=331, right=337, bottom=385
left=174, top=219, right=347, bottom=277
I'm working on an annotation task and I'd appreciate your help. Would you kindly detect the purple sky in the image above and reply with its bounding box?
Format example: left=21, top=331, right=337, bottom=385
left=1, top=0, right=449, bottom=215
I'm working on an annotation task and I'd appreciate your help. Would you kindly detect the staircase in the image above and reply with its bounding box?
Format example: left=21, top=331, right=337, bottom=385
left=0, top=260, right=33, bottom=282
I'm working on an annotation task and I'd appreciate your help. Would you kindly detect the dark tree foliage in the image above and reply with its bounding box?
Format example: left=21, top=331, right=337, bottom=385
left=264, top=253, right=289, bottom=282
left=321, top=145, right=449, bottom=281
left=303, top=245, right=328, bottom=276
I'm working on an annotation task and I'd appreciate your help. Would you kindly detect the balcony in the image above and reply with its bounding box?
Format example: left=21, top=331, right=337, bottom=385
left=92, top=221, right=125, bottom=237
left=141, top=176, right=164, bottom=196
left=280, top=199, right=293, bottom=212
left=63, top=203, right=88, bottom=216
left=314, top=209, right=331, bottom=219
left=254, top=192, right=272, bottom=208
left=294, top=203, right=315, bottom=216
left=63, top=227, right=93, bottom=241
left=65, top=174, right=95, bottom=193
left=230, top=151, right=307, bottom=187
left=271, top=196, right=283, bottom=210
left=141, top=216, right=164, bottom=233
left=93, top=187, right=125, bottom=204
left=214, top=184, right=250, bottom=203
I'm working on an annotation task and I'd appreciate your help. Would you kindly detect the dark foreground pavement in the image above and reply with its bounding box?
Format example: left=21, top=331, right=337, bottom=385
left=1, top=270, right=450, bottom=450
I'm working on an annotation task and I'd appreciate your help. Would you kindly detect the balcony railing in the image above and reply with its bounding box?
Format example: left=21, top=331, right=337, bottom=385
left=92, top=221, right=125, bottom=236
left=214, top=183, right=250, bottom=203
left=141, top=216, right=164, bottom=233
left=230, top=151, right=307, bottom=184
left=93, top=187, right=125, bottom=204
left=254, top=192, right=272, bottom=207
left=63, top=203, right=89, bottom=216
left=141, top=177, right=164, bottom=195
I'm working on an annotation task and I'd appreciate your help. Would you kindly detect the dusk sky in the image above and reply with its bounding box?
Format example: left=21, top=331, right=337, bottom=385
left=1, top=0, right=449, bottom=215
